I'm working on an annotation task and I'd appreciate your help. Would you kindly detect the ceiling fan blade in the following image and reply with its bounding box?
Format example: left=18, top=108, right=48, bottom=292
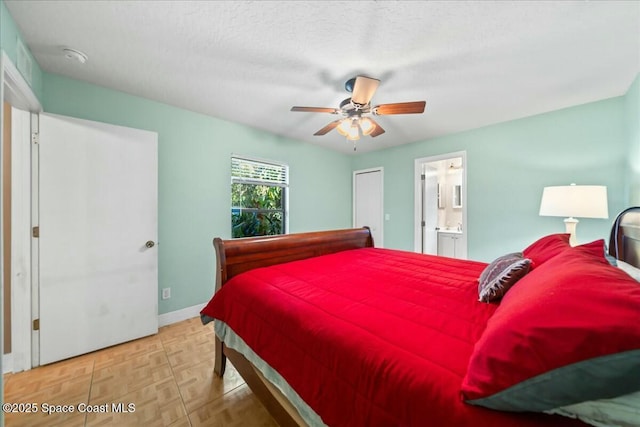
left=291, top=106, right=339, bottom=113
left=351, top=76, right=380, bottom=106
left=314, top=119, right=342, bottom=136
left=374, top=101, right=426, bottom=115
left=368, top=118, right=386, bottom=137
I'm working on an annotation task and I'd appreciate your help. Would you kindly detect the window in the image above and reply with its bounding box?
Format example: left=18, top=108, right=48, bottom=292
left=231, top=156, right=288, bottom=238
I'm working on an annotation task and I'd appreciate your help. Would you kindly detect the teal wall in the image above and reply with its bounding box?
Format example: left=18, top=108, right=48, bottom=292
left=0, top=1, right=43, bottom=101
left=625, top=74, right=640, bottom=206
left=42, top=74, right=352, bottom=314
left=353, top=93, right=633, bottom=262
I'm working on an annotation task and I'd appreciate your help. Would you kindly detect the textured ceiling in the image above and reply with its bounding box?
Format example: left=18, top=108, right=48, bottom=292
left=5, top=1, right=640, bottom=154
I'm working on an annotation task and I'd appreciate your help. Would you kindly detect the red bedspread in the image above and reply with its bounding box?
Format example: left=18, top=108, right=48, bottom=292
left=201, top=247, right=584, bottom=427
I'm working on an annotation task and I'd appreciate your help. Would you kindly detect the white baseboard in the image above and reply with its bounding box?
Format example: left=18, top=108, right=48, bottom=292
left=3, top=353, right=12, bottom=374
left=158, top=302, right=207, bottom=328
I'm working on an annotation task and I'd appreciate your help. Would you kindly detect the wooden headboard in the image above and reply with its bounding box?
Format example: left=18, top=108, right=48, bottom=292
left=213, top=227, right=374, bottom=293
left=608, top=207, right=640, bottom=268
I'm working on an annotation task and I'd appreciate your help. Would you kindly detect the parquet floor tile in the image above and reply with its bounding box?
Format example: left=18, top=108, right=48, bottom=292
left=4, top=373, right=90, bottom=427
left=85, top=378, right=185, bottom=427
left=159, top=317, right=211, bottom=345
left=3, top=317, right=280, bottom=426
left=4, top=355, right=95, bottom=398
left=165, top=333, right=217, bottom=373
left=174, top=357, right=245, bottom=414
left=89, top=350, right=173, bottom=404
left=188, top=384, right=279, bottom=427
left=93, top=334, right=165, bottom=371
left=168, top=416, right=193, bottom=427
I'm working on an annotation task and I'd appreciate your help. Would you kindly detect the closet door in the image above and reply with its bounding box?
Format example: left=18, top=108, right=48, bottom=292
left=354, top=168, right=383, bottom=247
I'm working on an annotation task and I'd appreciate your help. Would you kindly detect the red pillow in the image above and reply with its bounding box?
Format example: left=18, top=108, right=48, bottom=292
left=461, top=244, right=640, bottom=412
left=522, top=233, right=571, bottom=269
left=574, top=238, right=607, bottom=262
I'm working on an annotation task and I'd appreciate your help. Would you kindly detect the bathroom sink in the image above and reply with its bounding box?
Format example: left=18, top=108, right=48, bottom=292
left=438, top=228, right=463, bottom=234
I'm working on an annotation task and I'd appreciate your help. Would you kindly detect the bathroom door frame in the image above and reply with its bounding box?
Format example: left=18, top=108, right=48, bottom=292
left=413, top=151, right=467, bottom=255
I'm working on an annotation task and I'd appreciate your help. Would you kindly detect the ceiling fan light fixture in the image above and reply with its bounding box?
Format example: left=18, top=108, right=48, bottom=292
left=346, top=123, right=360, bottom=141
left=336, top=118, right=352, bottom=136
left=359, top=117, right=375, bottom=136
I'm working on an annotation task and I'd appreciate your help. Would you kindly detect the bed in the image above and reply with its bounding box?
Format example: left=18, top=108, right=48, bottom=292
left=201, top=208, right=640, bottom=427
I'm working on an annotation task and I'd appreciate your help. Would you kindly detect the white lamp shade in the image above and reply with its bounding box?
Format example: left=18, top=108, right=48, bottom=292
left=539, top=185, right=608, bottom=219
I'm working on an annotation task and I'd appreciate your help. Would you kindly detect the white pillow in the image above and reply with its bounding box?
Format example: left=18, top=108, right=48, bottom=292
left=546, top=391, right=640, bottom=427
left=617, top=260, right=640, bottom=281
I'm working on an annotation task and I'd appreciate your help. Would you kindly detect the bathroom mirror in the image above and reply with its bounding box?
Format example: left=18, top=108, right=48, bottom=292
left=452, top=185, right=462, bottom=208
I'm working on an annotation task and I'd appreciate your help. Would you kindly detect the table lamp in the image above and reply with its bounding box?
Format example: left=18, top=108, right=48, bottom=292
left=539, top=184, right=608, bottom=246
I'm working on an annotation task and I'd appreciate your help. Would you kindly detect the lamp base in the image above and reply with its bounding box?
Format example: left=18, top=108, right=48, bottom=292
left=564, top=217, right=579, bottom=246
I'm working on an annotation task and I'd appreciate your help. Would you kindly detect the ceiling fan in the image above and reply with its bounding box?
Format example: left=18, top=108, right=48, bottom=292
left=291, top=75, right=426, bottom=150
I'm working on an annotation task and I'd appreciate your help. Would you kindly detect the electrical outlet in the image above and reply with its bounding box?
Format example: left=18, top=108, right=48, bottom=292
left=162, top=288, right=171, bottom=300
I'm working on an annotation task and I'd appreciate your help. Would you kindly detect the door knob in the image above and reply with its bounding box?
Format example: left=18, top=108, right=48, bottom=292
left=145, top=240, right=155, bottom=248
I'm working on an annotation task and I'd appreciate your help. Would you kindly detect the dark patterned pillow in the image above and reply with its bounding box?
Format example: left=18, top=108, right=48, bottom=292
left=478, top=252, right=531, bottom=302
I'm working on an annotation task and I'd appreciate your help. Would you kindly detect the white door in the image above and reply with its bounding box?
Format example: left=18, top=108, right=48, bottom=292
left=38, top=113, right=158, bottom=365
left=422, top=165, right=438, bottom=254
left=354, top=168, right=383, bottom=247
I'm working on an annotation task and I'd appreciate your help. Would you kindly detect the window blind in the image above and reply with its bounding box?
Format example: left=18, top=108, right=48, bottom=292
left=231, top=157, right=288, bottom=186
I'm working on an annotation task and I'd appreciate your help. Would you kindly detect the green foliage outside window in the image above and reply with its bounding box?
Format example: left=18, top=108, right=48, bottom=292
left=231, top=183, right=284, bottom=237
left=231, top=157, right=287, bottom=238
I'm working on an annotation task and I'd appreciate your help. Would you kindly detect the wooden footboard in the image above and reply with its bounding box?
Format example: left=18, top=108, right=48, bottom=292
left=212, top=227, right=374, bottom=377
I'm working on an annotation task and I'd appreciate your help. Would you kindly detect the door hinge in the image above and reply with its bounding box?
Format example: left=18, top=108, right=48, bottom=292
left=32, top=132, right=39, bottom=144
left=32, top=226, right=39, bottom=238
left=421, top=174, right=425, bottom=181
left=33, top=319, right=40, bottom=331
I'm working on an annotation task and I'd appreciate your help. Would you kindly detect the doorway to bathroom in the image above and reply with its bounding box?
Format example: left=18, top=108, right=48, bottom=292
left=413, top=151, right=467, bottom=259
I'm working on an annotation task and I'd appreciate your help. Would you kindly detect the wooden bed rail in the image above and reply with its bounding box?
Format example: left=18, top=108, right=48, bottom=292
left=212, top=227, right=374, bottom=377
